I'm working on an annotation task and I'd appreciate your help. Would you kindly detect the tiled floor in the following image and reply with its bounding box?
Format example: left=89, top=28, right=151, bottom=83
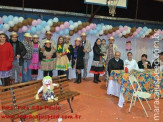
left=0, top=77, right=162, bottom=122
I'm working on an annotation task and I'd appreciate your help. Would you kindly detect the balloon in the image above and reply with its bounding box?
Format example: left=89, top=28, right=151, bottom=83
left=86, top=26, right=90, bottom=31
left=78, top=21, right=82, bottom=25
left=45, top=26, right=50, bottom=31
left=60, top=24, right=65, bottom=30
left=53, top=17, right=59, bottom=23
left=3, top=24, right=10, bottom=31
left=22, top=20, right=28, bottom=26
left=82, top=28, right=86, bottom=33
left=122, top=31, right=127, bottom=35
left=112, top=32, right=116, bottom=36
left=32, top=20, right=38, bottom=26
left=99, top=30, right=104, bottom=35
left=13, top=17, right=19, bottom=24
left=90, top=23, right=94, bottom=29
left=17, top=22, right=23, bottom=28
left=31, top=26, right=36, bottom=34
left=102, top=26, right=106, bottom=31
left=69, top=25, right=74, bottom=30
left=64, top=22, right=69, bottom=28
left=124, top=26, right=128, bottom=30
left=115, top=30, right=120, bottom=34
left=13, top=26, right=19, bottom=32
left=59, top=30, right=64, bottom=35
left=37, top=19, right=42, bottom=25
left=18, top=17, right=24, bottom=22
left=41, top=21, right=47, bottom=27
left=47, top=20, right=53, bottom=26
left=69, top=20, right=73, bottom=25
left=8, top=15, right=14, bottom=21
left=8, top=21, right=14, bottom=27
left=2, top=16, right=8, bottom=24
left=22, top=26, right=28, bottom=32
left=133, top=32, right=138, bottom=36
left=55, top=27, right=60, bottom=32
left=36, top=25, right=43, bottom=31
left=64, top=29, right=69, bottom=35
left=74, top=23, right=78, bottom=28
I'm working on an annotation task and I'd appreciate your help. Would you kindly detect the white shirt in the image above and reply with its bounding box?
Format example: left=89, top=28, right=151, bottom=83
left=124, top=59, right=139, bottom=71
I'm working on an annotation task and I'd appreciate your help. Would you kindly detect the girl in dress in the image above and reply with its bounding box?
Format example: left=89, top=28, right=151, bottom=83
left=0, top=33, right=14, bottom=86
left=29, top=35, right=40, bottom=80
left=72, top=38, right=85, bottom=84
left=90, top=38, right=105, bottom=83
left=56, top=36, right=71, bottom=75
left=40, top=40, right=56, bottom=77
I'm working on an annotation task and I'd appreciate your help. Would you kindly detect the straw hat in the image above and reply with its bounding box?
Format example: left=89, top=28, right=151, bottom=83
left=33, top=35, right=39, bottom=38
left=65, top=35, right=70, bottom=39
left=109, top=36, right=114, bottom=40
left=76, top=38, right=81, bottom=41
left=46, top=31, right=52, bottom=35
left=24, top=33, right=32, bottom=37
left=45, top=40, right=51, bottom=43
left=11, top=32, right=18, bottom=37
left=81, top=32, right=87, bottom=37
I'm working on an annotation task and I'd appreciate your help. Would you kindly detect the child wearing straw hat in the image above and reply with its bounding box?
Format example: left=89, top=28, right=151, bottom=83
left=29, top=35, right=40, bottom=80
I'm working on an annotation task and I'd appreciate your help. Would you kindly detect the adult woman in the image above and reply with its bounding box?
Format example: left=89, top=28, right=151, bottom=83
left=29, top=35, right=40, bottom=80
left=72, top=38, right=85, bottom=84
left=0, top=33, right=14, bottom=86
left=90, top=38, right=105, bottom=83
left=56, top=36, right=71, bottom=75
left=10, top=32, right=26, bottom=84
left=40, top=40, right=56, bottom=77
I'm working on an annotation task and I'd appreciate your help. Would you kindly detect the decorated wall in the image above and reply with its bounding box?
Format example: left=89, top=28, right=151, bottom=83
left=0, top=13, right=163, bottom=80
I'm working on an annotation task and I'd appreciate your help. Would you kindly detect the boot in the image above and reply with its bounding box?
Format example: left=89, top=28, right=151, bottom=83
left=77, top=73, right=82, bottom=84
left=58, top=70, right=61, bottom=76
left=74, top=72, right=79, bottom=83
left=96, top=74, right=101, bottom=82
left=1, top=78, right=6, bottom=86
left=93, top=74, right=98, bottom=84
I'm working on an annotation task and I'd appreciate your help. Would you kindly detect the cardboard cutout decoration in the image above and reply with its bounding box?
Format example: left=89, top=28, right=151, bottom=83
left=35, top=76, right=59, bottom=102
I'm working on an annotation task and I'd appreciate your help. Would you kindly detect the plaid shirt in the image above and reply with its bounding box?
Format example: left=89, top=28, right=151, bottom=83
left=22, top=39, right=33, bottom=60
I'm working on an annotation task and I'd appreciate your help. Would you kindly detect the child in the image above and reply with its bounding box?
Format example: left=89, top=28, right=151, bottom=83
left=40, top=40, right=56, bottom=77
left=29, top=35, right=40, bottom=80
left=56, top=36, right=71, bottom=75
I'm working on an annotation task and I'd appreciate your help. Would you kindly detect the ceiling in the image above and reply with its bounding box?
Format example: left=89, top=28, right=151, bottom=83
left=0, top=0, right=163, bottom=22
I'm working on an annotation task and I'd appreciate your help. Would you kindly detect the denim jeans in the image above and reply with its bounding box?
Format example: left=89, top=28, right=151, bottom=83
left=22, top=60, right=32, bottom=82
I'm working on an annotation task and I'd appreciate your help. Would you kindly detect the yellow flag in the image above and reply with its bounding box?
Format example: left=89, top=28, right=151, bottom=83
left=66, top=48, right=70, bottom=53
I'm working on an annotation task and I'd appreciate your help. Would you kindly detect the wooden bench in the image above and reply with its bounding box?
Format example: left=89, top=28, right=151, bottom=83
left=0, top=75, right=80, bottom=122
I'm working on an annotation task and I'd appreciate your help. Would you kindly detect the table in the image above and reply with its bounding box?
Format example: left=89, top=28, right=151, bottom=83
left=107, top=70, right=163, bottom=107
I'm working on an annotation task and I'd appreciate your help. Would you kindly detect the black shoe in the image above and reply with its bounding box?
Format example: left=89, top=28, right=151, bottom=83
left=74, top=72, right=78, bottom=83
left=93, top=74, right=98, bottom=84
left=96, top=74, right=101, bottom=82
left=77, top=73, right=82, bottom=84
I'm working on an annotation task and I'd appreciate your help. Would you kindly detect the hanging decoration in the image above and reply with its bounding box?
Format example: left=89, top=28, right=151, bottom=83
left=0, top=15, right=163, bottom=39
